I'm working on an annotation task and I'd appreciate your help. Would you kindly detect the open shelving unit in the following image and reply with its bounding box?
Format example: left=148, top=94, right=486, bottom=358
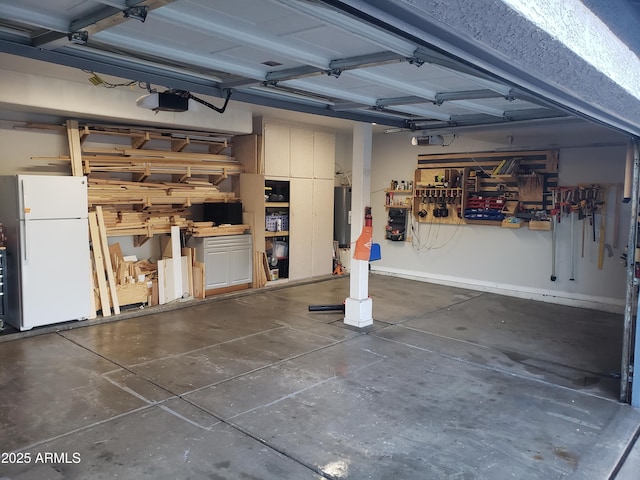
left=264, top=179, right=290, bottom=281
left=384, top=188, right=412, bottom=241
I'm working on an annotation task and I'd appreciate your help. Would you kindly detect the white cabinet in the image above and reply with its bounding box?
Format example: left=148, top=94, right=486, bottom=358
left=313, top=131, right=336, bottom=179
left=289, top=178, right=313, bottom=280
left=289, top=178, right=334, bottom=280
left=189, top=235, right=252, bottom=292
left=263, top=123, right=290, bottom=177
left=260, top=121, right=335, bottom=180
left=290, top=128, right=314, bottom=178
left=236, top=120, right=336, bottom=285
left=312, top=178, right=335, bottom=276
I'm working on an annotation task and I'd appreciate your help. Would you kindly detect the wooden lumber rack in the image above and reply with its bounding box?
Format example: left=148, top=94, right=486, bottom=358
left=87, top=177, right=237, bottom=207
left=55, top=121, right=248, bottom=240
left=76, top=123, right=232, bottom=155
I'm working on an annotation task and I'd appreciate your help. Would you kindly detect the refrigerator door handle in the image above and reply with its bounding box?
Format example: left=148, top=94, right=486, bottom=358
left=20, top=179, right=28, bottom=262
left=23, top=220, right=29, bottom=262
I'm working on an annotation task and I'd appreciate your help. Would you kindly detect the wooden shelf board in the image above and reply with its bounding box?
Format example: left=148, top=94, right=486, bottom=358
left=464, top=219, right=503, bottom=226
left=265, top=202, right=289, bottom=207
left=265, top=230, right=290, bottom=237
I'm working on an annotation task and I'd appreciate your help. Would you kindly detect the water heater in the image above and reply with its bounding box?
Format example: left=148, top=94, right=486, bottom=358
left=334, top=186, right=351, bottom=248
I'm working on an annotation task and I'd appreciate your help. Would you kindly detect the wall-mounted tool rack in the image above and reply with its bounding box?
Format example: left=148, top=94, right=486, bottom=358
left=414, top=150, right=559, bottom=226
left=413, top=167, right=464, bottom=225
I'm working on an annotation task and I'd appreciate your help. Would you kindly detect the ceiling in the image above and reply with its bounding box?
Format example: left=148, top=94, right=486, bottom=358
left=0, top=0, right=584, bottom=134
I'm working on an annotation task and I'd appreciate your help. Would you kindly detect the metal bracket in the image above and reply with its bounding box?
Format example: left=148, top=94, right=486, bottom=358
left=68, top=31, right=89, bottom=44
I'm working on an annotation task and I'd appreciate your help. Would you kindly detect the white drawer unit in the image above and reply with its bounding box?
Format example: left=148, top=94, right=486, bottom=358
left=189, top=234, right=253, bottom=292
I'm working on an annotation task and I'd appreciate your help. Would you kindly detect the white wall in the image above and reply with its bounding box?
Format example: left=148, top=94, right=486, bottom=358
left=0, top=60, right=252, bottom=134
left=369, top=128, right=630, bottom=312
left=0, top=125, right=69, bottom=175
left=334, top=133, right=353, bottom=186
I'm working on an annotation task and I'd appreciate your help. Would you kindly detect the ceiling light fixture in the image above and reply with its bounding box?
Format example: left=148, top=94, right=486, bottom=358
left=123, top=6, right=148, bottom=22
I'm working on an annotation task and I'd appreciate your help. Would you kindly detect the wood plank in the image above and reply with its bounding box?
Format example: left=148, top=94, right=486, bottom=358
left=182, top=247, right=195, bottom=296
left=613, top=183, right=622, bottom=248
left=88, top=211, right=112, bottom=316
left=252, top=251, right=260, bottom=288
left=81, top=154, right=243, bottom=168
left=170, top=226, right=183, bottom=301
left=66, top=120, right=83, bottom=176
left=262, top=252, right=271, bottom=284
left=81, top=147, right=235, bottom=162
left=417, top=149, right=552, bottom=162
left=181, top=256, right=190, bottom=298
left=96, top=206, right=120, bottom=315
left=193, top=261, right=205, bottom=299
left=150, top=279, right=159, bottom=306
left=188, top=224, right=250, bottom=237
left=157, top=258, right=170, bottom=305
left=88, top=258, right=97, bottom=320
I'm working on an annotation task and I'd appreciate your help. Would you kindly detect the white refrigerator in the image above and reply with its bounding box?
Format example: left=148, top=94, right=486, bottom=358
left=0, top=175, right=92, bottom=331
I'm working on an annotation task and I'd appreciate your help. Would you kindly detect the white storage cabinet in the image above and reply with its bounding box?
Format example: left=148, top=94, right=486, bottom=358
left=189, top=234, right=252, bottom=290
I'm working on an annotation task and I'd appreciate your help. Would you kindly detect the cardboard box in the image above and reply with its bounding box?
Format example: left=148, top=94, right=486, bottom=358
left=501, top=219, right=522, bottom=229
left=528, top=220, right=552, bottom=231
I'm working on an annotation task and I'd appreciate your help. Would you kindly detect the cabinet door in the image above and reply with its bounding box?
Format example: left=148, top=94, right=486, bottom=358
left=289, top=178, right=313, bottom=280
left=313, top=131, right=336, bottom=180
left=312, top=178, right=335, bottom=276
left=290, top=127, right=314, bottom=178
left=229, top=246, right=253, bottom=285
left=264, top=124, right=290, bottom=177
left=204, top=249, right=230, bottom=289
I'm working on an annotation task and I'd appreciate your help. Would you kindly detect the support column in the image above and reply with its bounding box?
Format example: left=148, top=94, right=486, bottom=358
left=344, top=123, right=373, bottom=328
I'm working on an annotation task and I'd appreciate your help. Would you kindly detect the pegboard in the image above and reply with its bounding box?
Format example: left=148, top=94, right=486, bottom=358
left=414, top=150, right=559, bottom=225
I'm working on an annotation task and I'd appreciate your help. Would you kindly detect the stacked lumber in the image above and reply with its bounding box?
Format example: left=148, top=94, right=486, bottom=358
left=82, top=153, right=242, bottom=180
left=105, top=242, right=155, bottom=308
left=98, top=205, right=191, bottom=237
left=88, top=177, right=236, bottom=207
left=187, top=222, right=250, bottom=237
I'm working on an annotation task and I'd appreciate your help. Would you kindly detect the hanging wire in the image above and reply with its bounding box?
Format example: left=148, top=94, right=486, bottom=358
left=82, top=70, right=147, bottom=89
left=411, top=212, right=463, bottom=252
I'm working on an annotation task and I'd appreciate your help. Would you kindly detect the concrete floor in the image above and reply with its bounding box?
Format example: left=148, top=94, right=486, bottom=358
left=0, top=274, right=639, bottom=479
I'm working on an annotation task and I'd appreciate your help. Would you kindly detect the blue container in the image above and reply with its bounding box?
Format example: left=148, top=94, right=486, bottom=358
left=369, top=243, right=381, bottom=261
